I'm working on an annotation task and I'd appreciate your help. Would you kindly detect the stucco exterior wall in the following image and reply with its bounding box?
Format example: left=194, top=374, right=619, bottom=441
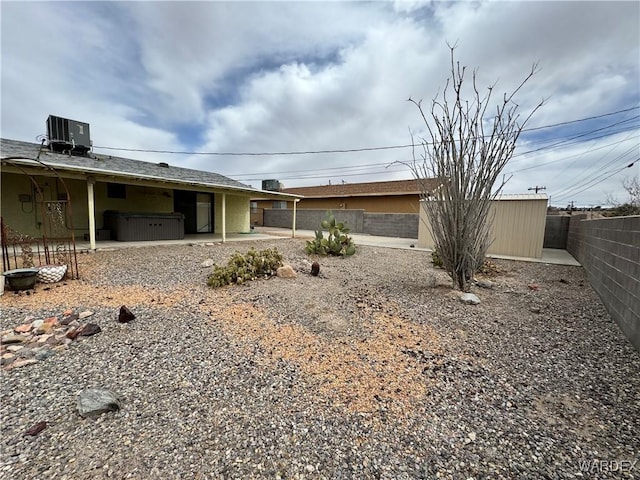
left=296, top=195, right=420, bottom=214
left=93, top=182, right=174, bottom=230
left=215, top=194, right=250, bottom=233
left=1, top=173, right=89, bottom=237
left=253, top=194, right=421, bottom=218
left=2, top=171, right=254, bottom=238
left=418, top=198, right=548, bottom=258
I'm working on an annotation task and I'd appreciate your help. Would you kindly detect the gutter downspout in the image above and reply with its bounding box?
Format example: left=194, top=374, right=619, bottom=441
left=87, top=177, right=96, bottom=250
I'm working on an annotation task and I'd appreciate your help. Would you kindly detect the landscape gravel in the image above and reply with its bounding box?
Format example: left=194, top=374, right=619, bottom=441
left=1, top=238, right=639, bottom=479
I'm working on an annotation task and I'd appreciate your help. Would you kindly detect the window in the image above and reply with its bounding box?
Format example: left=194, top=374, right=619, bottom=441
left=250, top=201, right=259, bottom=213
left=272, top=201, right=287, bottom=209
left=107, top=183, right=126, bottom=199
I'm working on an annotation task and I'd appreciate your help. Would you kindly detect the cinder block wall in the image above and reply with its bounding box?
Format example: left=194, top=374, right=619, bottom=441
left=263, top=209, right=419, bottom=238
left=363, top=213, right=418, bottom=238
left=567, top=215, right=640, bottom=351
left=544, top=215, right=570, bottom=249
left=264, top=209, right=365, bottom=232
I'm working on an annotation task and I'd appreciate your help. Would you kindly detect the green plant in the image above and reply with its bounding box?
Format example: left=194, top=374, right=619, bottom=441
left=431, top=249, right=444, bottom=268
left=206, top=247, right=283, bottom=287
left=305, top=211, right=356, bottom=257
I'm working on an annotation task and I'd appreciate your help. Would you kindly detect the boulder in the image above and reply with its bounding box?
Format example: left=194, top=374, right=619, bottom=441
left=201, top=259, right=214, bottom=268
left=60, top=313, right=79, bottom=326
left=1, top=334, right=27, bottom=344
left=77, top=389, right=121, bottom=418
left=14, top=323, right=33, bottom=333
left=460, top=293, right=481, bottom=305
left=31, top=320, right=44, bottom=330
left=311, top=261, right=320, bottom=277
left=118, top=305, right=136, bottom=323
left=78, top=323, right=101, bottom=337
left=34, top=323, right=54, bottom=335
left=6, top=358, right=37, bottom=370
left=475, top=279, right=494, bottom=289
left=24, top=421, right=47, bottom=436
left=276, top=265, right=297, bottom=279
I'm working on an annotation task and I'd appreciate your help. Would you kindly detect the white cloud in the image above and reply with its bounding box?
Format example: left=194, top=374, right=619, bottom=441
left=1, top=0, right=638, bottom=205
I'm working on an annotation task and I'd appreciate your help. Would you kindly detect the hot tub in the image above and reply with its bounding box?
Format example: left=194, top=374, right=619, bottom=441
left=103, top=211, right=185, bottom=241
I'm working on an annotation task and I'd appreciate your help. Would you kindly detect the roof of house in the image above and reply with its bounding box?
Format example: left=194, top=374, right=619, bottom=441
left=1, top=138, right=300, bottom=198
left=281, top=178, right=439, bottom=198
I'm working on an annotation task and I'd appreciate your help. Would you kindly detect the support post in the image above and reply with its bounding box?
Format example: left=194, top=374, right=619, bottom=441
left=221, top=193, right=226, bottom=243
left=87, top=177, right=96, bottom=250
left=292, top=198, right=299, bottom=238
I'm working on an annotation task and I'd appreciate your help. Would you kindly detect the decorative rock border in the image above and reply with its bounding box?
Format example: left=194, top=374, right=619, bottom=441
left=1, top=309, right=100, bottom=370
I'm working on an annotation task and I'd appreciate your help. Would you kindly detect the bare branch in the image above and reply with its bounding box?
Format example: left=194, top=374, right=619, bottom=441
left=407, top=46, right=542, bottom=291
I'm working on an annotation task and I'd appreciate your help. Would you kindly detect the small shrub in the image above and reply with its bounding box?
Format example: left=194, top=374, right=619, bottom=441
left=477, top=258, right=501, bottom=277
left=207, top=247, right=283, bottom=288
left=431, top=250, right=444, bottom=268
left=305, top=211, right=356, bottom=257
left=431, top=249, right=499, bottom=278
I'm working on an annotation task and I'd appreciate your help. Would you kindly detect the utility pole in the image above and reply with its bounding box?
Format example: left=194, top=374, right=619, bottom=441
left=528, top=186, right=546, bottom=194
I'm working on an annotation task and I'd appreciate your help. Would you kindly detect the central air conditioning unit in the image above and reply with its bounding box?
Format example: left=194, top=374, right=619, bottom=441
left=47, top=115, right=91, bottom=155
left=262, top=179, right=283, bottom=191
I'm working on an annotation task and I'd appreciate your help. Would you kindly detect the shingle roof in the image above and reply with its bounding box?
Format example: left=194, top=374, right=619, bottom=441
left=281, top=178, right=439, bottom=197
left=0, top=138, right=275, bottom=195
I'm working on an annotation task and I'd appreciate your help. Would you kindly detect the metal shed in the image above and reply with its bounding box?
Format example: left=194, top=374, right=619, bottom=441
left=418, top=194, right=549, bottom=259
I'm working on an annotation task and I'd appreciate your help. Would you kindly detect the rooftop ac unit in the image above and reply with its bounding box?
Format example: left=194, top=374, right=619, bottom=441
left=47, top=115, right=91, bottom=154
left=262, top=179, right=282, bottom=191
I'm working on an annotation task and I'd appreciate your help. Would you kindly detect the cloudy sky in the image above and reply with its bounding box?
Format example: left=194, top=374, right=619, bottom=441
left=2, top=0, right=638, bottom=207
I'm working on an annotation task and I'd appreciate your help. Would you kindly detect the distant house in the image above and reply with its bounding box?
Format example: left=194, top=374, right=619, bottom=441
left=252, top=178, right=439, bottom=238
left=251, top=178, right=439, bottom=226
left=1, top=138, right=300, bottom=250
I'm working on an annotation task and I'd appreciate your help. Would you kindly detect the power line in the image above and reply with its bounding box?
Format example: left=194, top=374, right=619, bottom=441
left=506, top=133, right=638, bottom=175
left=523, top=106, right=639, bottom=131
left=231, top=117, right=639, bottom=179
left=508, top=115, right=639, bottom=163
left=550, top=141, right=638, bottom=199
left=92, top=105, right=639, bottom=157
left=552, top=160, right=638, bottom=202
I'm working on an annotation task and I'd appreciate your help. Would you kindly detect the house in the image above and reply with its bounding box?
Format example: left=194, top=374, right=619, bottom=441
left=251, top=178, right=440, bottom=238
left=253, top=178, right=438, bottom=219
left=1, top=137, right=301, bottom=251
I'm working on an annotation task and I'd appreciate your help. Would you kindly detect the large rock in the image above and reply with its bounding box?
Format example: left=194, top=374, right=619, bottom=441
left=276, top=265, right=297, bottom=279
left=77, top=389, right=121, bottom=418
left=118, top=305, right=136, bottom=323
left=60, top=313, right=79, bottom=326
left=475, top=279, right=494, bottom=289
left=14, top=323, right=33, bottom=333
left=311, top=261, right=320, bottom=277
left=24, top=421, right=47, bottom=436
left=460, top=293, right=481, bottom=305
left=78, top=323, right=102, bottom=337
left=201, top=258, right=214, bottom=268
left=1, top=334, right=27, bottom=344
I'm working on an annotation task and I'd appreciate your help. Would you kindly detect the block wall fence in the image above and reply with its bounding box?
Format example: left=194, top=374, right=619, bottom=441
left=263, top=209, right=419, bottom=239
left=567, top=215, right=640, bottom=351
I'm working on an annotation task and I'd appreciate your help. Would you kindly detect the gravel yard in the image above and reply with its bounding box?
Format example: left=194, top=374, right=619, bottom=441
left=1, top=238, right=639, bottom=479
